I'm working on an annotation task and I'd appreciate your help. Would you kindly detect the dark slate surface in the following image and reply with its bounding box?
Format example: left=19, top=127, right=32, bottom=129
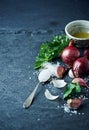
left=0, top=0, right=89, bottom=130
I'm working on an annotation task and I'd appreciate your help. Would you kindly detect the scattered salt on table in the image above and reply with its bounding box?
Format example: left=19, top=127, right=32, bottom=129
left=42, top=62, right=58, bottom=76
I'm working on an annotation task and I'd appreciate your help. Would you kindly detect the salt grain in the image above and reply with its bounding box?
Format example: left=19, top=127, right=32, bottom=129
left=62, top=104, right=78, bottom=115
left=37, top=118, right=40, bottom=121
left=42, top=62, right=59, bottom=76
left=71, top=110, right=77, bottom=114
left=78, top=113, right=81, bottom=115
left=61, top=103, right=86, bottom=116
left=57, top=105, right=60, bottom=109
left=29, top=77, right=31, bottom=80
left=69, top=113, right=72, bottom=116
left=82, top=113, right=84, bottom=115
left=86, top=89, right=89, bottom=92
left=64, top=104, right=70, bottom=113
left=28, top=65, right=31, bottom=68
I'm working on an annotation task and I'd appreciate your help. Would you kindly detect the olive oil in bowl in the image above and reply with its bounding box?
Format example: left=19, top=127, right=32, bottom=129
left=73, top=32, right=89, bottom=38
left=65, top=20, right=89, bottom=47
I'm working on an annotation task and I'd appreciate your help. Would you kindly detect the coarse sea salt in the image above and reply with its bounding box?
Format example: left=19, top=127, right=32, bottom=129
left=64, top=104, right=71, bottom=113
left=61, top=103, right=85, bottom=116
left=61, top=104, right=78, bottom=114
left=37, top=118, right=41, bottom=121
left=42, top=62, right=60, bottom=76
left=29, top=77, right=32, bottom=80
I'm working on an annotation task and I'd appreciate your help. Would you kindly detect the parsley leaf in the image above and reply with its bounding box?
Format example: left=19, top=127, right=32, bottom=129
left=63, top=83, right=81, bottom=99
left=34, top=35, right=69, bottom=69
left=75, top=82, right=81, bottom=93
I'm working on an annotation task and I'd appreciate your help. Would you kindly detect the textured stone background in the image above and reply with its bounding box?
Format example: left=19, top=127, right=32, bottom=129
left=0, top=0, right=89, bottom=130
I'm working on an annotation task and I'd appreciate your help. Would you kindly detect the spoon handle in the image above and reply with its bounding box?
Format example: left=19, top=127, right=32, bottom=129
left=23, top=82, right=40, bottom=108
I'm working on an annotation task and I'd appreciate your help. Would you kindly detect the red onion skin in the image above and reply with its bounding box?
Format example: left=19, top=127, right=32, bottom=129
left=84, top=49, right=89, bottom=60
left=61, top=40, right=80, bottom=67
left=73, top=57, right=89, bottom=77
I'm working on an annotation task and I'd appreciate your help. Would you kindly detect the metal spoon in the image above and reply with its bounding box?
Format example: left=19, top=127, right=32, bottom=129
left=23, top=82, right=40, bottom=108
left=23, top=69, right=51, bottom=108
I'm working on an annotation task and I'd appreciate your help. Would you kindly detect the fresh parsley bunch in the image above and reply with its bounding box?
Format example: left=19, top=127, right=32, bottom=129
left=34, top=35, right=69, bottom=69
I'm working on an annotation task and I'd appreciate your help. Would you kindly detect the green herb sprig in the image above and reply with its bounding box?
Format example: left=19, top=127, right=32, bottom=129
left=34, top=35, right=69, bottom=69
left=63, top=83, right=81, bottom=99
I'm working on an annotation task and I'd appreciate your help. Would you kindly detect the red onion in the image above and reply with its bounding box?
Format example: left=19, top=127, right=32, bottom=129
left=72, top=57, right=89, bottom=77
left=84, top=49, right=89, bottom=60
left=61, top=40, right=80, bottom=67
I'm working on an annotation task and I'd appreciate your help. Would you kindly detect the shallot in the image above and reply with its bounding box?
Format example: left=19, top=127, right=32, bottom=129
left=73, top=56, right=89, bottom=77
left=61, top=40, right=80, bottom=67
left=84, top=49, right=89, bottom=60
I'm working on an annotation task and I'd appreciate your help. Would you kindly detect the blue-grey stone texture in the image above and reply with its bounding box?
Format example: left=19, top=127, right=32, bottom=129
left=0, top=0, right=89, bottom=130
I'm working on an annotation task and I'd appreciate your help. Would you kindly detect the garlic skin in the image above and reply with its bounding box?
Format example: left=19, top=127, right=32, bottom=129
left=55, top=66, right=67, bottom=78
left=38, top=69, right=51, bottom=82
left=68, top=69, right=75, bottom=78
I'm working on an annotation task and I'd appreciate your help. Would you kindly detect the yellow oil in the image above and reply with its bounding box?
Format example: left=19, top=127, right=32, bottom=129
left=73, top=32, right=89, bottom=38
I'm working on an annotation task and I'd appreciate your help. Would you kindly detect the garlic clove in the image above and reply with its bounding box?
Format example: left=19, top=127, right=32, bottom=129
left=55, top=66, right=67, bottom=78
left=38, top=69, right=51, bottom=83
left=68, top=69, right=75, bottom=78
left=52, top=79, right=67, bottom=88
left=67, top=98, right=83, bottom=109
left=45, top=89, right=59, bottom=100
left=72, top=78, right=88, bottom=87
